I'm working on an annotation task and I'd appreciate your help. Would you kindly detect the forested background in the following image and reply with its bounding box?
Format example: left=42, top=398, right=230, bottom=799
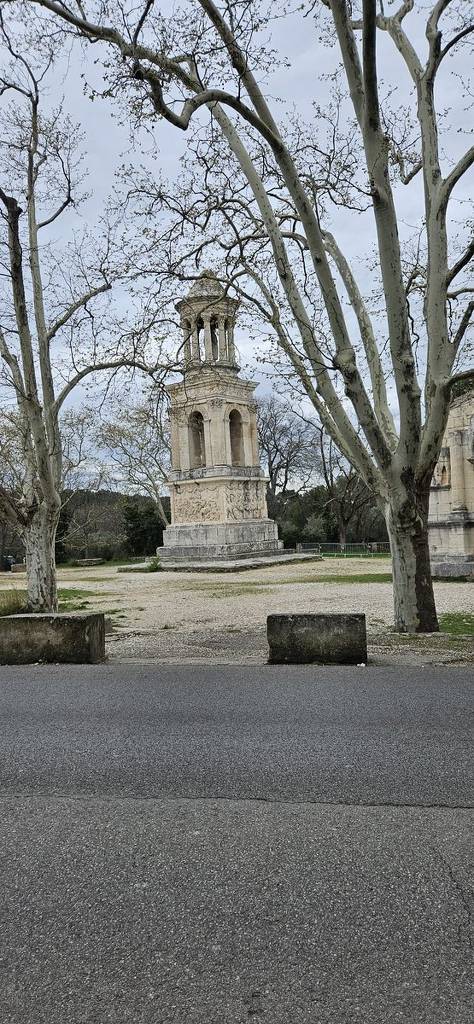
left=1, top=483, right=387, bottom=567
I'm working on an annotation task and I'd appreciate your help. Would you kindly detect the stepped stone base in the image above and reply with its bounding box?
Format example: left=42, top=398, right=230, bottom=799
left=154, top=551, right=322, bottom=573
left=158, top=519, right=283, bottom=563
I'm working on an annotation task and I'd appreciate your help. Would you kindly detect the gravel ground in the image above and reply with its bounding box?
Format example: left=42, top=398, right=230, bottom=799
left=3, top=557, right=471, bottom=665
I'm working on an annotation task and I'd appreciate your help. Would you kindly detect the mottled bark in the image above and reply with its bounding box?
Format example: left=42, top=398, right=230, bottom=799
left=386, top=482, right=438, bottom=633
left=24, top=501, right=60, bottom=612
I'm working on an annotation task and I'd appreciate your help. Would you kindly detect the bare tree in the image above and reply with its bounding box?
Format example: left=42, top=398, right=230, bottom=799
left=257, top=397, right=320, bottom=497
left=21, top=0, right=474, bottom=630
left=316, top=426, right=375, bottom=547
left=0, top=18, right=170, bottom=610
left=96, top=394, right=171, bottom=526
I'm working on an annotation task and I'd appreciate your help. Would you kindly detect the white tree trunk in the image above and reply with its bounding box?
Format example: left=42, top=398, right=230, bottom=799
left=24, top=502, right=60, bottom=612
left=385, top=486, right=438, bottom=633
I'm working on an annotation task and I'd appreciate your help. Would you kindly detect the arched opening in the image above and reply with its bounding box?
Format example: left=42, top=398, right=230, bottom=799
left=210, top=316, right=219, bottom=361
left=189, top=411, right=206, bottom=468
left=229, top=409, right=244, bottom=467
left=440, top=464, right=448, bottom=486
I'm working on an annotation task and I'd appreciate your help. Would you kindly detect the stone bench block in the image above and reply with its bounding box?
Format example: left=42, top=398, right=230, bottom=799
left=267, top=613, right=367, bottom=665
left=0, top=613, right=105, bottom=665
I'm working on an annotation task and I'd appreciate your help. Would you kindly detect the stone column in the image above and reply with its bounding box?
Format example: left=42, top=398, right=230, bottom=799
left=248, top=405, right=259, bottom=465
left=450, top=431, right=467, bottom=511
left=183, top=326, right=192, bottom=363
left=227, top=320, right=236, bottom=364
left=223, top=408, right=232, bottom=465
left=178, top=410, right=190, bottom=472
left=169, top=485, right=176, bottom=522
left=218, top=317, right=227, bottom=362
left=209, top=400, right=226, bottom=465
left=169, top=408, right=181, bottom=471
left=203, top=414, right=213, bottom=468
left=191, top=324, right=200, bottom=361
left=242, top=414, right=253, bottom=466
left=203, top=315, right=213, bottom=362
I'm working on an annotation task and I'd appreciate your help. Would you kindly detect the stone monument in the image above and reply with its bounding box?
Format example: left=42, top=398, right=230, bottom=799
left=429, top=371, right=474, bottom=577
left=158, top=272, right=283, bottom=565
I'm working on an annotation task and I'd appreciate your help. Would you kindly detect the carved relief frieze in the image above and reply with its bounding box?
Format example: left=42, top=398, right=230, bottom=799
left=172, top=483, right=222, bottom=523
left=224, top=479, right=267, bottom=521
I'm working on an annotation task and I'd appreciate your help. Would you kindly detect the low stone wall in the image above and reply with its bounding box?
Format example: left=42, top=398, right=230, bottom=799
left=0, top=613, right=105, bottom=665
left=267, top=613, right=367, bottom=665
left=431, top=554, right=474, bottom=579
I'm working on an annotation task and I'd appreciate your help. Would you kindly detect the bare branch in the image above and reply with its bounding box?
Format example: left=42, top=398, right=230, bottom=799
left=447, top=237, right=474, bottom=285
left=439, top=146, right=474, bottom=210
left=452, top=300, right=474, bottom=352
left=47, top=282, right=112, bottom=342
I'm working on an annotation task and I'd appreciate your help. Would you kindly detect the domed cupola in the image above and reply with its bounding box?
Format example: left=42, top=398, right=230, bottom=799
left=175, top=270, right=239, bottom=369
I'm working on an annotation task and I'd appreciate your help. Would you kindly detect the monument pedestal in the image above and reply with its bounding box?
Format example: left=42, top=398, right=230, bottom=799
left=159, top=518, right=282, bottom=563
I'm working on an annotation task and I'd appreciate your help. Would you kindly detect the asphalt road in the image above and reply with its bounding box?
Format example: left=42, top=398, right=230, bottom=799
left=0, top=664, right=472, bottom=1023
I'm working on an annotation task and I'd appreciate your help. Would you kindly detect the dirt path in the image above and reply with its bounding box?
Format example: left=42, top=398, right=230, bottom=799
left=2, top=556, right=470, bottom=666
left=1, top=557, right=472, bottom=664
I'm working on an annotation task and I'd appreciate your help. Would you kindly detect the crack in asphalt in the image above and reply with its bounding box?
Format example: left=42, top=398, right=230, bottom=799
left=0, top=793, right=472, bottom=810
left=428, top=844, right=473, bottom=951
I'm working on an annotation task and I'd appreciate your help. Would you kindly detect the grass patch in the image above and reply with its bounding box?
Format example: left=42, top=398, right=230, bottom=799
left=179, top=573, right=392, bottom=592
left=180, top=581, right=270, bottom=598
left=318, top=572, right=392, bottom=584
left=0, top=587, right=97, bottom=615
left=208, top=584, right=270, bottom=598
left=60, top=557, right=140, bottom=569
left=275, top=572, right=393, bottom=585
left=0, top=585, right=119, bottom=614
left=57, top=587, right=96, bottom=612
left=0, top=590, right=27, bottom=616
left=67, top=575, right=113, bottom=583
left=439, top=612, right=474, bottom=635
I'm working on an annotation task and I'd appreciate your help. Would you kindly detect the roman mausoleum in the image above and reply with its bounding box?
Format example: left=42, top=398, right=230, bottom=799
left=429, top=371, right=474, bottom=577
left=157, top=272, right=283, bottom=565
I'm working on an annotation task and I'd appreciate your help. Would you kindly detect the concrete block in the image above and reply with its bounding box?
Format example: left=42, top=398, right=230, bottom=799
left=11, top=563, right=26, bottom=573
left=0, top=613, right=105, bottom=665
left=267, top=613, right=367, bottom=665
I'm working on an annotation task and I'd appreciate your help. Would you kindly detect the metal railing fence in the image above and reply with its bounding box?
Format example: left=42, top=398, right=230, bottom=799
left=295, top=541, right=391, bottom=557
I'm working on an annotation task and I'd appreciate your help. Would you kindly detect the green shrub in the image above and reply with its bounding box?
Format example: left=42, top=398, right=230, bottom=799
left=146, top=556, right=163, bottom=572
